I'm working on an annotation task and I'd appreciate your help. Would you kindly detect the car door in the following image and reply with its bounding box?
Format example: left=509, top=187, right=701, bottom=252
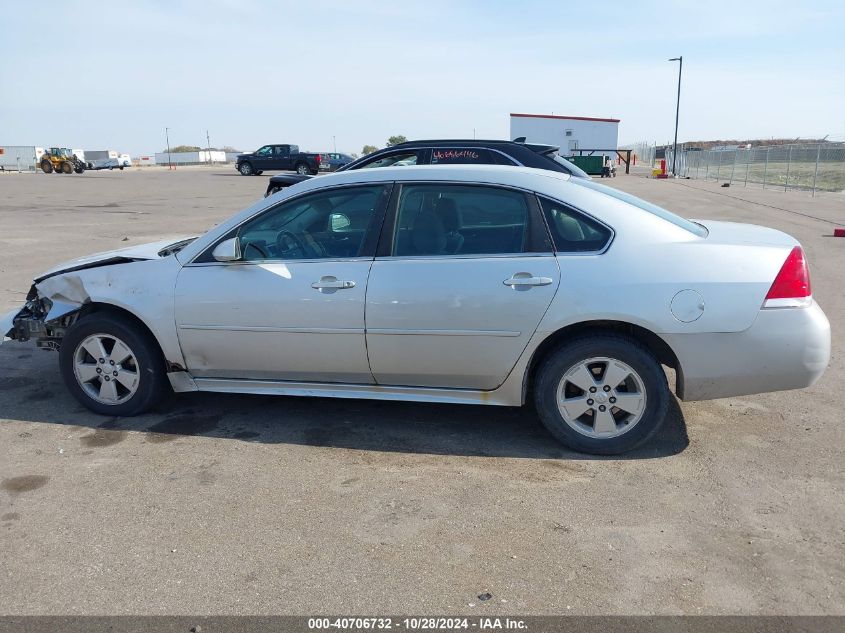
left=251, top=145, right=274, bottom=170
left=175, top=184, right=391, bottom=382
left=365, top=182, right=560, bottom=390
left=273, top=145, right=291, bottom=170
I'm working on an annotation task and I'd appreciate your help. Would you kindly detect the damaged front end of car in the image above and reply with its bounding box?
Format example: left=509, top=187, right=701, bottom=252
left=5, top=284, right=86, bottom=352
left=2, top=236, right=197, bottom=354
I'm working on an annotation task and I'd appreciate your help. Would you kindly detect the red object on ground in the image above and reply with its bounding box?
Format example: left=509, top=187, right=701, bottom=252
left=834, top=228, right=845, bottom=237
left=633, top=154, right=637, bottom=166
left=660, top=159, right=666, bottom=175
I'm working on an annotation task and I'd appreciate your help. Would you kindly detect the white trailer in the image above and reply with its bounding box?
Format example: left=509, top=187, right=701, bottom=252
left=0, top=146, right=39, bottom=172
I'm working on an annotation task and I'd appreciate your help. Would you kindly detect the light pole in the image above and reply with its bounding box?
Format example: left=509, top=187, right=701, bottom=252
left=669, top=56, right=683, bottom=176
left=332, top=135, right=336, bottom=153
left=165, top=127, right=173, bottom=170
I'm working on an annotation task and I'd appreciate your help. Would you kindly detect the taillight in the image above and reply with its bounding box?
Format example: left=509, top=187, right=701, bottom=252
left=763, top=246, right=812, bottom=308
left=316, top=154, right=322, bottom=166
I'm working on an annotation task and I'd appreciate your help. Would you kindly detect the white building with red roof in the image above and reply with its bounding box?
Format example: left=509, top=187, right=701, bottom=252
left=509, top=113, right=620, bottom=156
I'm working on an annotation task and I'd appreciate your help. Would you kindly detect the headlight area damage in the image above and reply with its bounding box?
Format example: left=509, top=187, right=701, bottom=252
left=2, top=236, right=196, bottom=354
left=5, top=258, right=145, bottom=350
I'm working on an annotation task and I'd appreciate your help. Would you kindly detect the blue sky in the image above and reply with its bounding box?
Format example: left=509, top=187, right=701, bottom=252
left=1, top=0, right=843, bottom=155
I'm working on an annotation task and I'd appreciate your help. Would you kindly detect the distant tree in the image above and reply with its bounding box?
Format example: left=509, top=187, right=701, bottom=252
left=161, top=144, right=241, bottom=153
left=386, top=135, right=407, bottom=147
left=350, top=153, right=359, bottom=159
left=164, top=145, right=202, bottom=153
left=362, top=144, right=378, bottom=155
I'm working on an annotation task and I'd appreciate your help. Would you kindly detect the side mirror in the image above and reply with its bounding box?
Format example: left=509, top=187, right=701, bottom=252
left=212, top=237, right=241, bottom=262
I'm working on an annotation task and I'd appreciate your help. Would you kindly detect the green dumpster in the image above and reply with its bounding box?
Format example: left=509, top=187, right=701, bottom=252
left=566, top=155, right=605, bottom=175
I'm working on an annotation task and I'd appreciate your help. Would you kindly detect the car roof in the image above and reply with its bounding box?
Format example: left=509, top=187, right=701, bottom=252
left=386, top=139, right=558, bottom=151
left=293, top=164, right=571, bottom=193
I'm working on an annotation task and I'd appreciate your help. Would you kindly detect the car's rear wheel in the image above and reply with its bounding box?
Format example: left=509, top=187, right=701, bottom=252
left=59, top=313, right=169, bottom=416
left=295, top=162, right=309, bottom=175
left=239, top=162, right=253, bottom=176
left=533, top=335, right=669, bottom=455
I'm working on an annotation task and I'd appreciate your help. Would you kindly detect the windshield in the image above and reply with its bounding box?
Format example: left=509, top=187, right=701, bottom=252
left=569, top=178, right=708, bottom=237
left=545, top=152, right=590, bottom=179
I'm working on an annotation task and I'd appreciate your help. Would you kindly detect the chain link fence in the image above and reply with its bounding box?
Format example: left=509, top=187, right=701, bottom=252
left=623, top=142, right=657, bottom=166
left=668, top=142, right=845, bottom=195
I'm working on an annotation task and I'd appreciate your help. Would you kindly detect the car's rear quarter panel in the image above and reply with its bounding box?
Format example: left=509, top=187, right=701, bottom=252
left=532, top=179, right=825, bottom=401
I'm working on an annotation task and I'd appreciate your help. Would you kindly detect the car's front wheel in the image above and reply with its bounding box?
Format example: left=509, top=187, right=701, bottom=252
left=59, top=313, right=169, bottom=416
left=533, top=335, right=669, bottom=455
left=238, top=162, right=253, bottom=176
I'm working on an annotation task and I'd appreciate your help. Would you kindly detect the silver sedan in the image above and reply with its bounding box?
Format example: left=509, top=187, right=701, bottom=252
left=1, top=165, right=831, bottom=454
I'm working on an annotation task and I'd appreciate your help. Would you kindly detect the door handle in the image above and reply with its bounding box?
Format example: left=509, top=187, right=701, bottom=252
left=311, top=276, right=356, bottom=290
left=503, top=274, right=553, bottom=287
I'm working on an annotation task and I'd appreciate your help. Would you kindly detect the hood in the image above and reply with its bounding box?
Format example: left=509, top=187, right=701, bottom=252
left=35, top=237, right=196, bottom=283
left=694, top=220, right=798, bottom=248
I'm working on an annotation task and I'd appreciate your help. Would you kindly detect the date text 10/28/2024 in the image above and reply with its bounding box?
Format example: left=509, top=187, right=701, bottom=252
left=308, top=617, right=527, bottom=631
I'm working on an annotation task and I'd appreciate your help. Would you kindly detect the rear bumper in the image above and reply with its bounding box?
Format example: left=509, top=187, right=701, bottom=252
left=666, top=301, right=831, bottom=401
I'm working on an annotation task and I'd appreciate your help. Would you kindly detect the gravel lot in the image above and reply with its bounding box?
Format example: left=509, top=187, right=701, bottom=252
left=0, top=168, right=842, bottom=615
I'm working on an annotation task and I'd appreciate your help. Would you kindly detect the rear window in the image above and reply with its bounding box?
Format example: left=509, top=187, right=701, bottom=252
left=543, top=152, right=590, bottom=178
left=569, top=178, right=708, bottom=237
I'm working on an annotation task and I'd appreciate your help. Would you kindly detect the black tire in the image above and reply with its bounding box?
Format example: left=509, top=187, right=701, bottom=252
left=295, top=162, right=309, bottom=175
left=533, top=334, right=670, bottom=455
left=255, top=170, right=263, bottom=175
left=74, top=167, right=84, bottom=174
left=239, top=162, right=253, bottom=176
left=59, top=312, right=169, bottom=416
left=40, top=159, right=53, bottom=174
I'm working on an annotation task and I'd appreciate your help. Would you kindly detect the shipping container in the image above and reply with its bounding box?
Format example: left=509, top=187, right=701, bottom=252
left=0, top=146, right=38, bottom=172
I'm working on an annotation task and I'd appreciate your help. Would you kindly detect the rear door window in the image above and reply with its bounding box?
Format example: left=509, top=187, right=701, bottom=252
left=393, top=184, right=531, bottom=257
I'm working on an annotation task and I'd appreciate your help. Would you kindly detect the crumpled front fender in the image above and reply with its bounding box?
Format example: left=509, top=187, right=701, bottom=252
left=1, top=308, right=18, bottom=344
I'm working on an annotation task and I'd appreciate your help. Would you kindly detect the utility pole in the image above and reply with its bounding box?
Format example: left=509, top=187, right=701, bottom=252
left=165, top=127, right=173, bottom=170
left=332, top=135, right=336, bottom=153
left=669, top=56, right=683, bottom=177
left=206, top=130, right=212, bottom=165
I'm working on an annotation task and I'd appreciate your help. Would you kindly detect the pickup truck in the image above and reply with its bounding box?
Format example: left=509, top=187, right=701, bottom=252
left=235, top=144, right=321, bottom=176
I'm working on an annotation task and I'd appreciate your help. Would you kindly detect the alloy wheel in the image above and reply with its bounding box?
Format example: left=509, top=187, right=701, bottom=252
left=73, top=334, right=140, bottom=405
left=556, top=357, right=647, bottom=439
